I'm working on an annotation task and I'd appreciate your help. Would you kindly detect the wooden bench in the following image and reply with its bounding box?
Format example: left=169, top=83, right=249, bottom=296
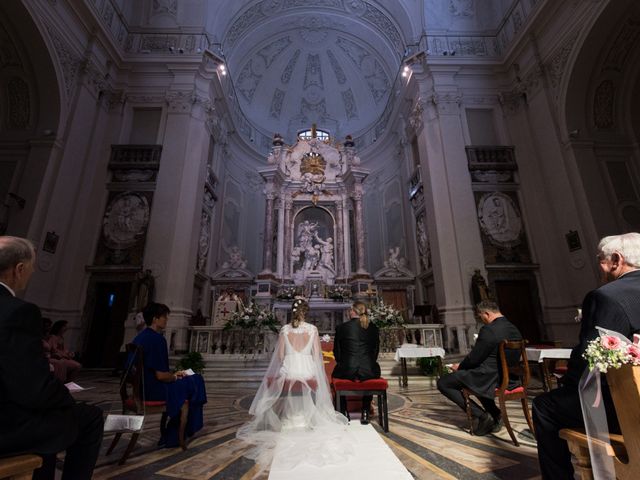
left=0, top=454, right=43, bottom=480
left=559, top=428, right=627, bottom=480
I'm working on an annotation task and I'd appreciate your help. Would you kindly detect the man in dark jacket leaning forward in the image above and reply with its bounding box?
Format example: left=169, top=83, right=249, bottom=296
left=437, top=300, right=522, bottom=436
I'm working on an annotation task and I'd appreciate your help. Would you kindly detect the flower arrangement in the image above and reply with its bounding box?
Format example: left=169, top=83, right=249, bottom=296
left=224, top=300, right=279, bottom=333
left=583, top=331, right=640, bottom=373
left=368, top=300, right=404, bottom=328
left=326, top=285, right=351, bottom=301
left=276, top=285, right=298, bottom=300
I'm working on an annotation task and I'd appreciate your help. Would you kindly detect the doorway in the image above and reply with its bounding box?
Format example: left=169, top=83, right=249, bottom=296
left=493, top=279, right=541, bottom=344
left=84, top=282, right=132, bottom=367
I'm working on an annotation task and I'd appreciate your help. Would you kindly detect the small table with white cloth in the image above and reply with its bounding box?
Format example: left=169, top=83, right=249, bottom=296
left=526, top=347, right=572, bottom=392
left=394, top=345, right=446, bottom=387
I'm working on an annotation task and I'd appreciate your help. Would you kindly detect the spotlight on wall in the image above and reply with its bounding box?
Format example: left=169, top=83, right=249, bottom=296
left=218, top=64, right=227, bottom=76
left=401, top=65, right=411, bottom=78
left=168, top=46, right=175, bottom=53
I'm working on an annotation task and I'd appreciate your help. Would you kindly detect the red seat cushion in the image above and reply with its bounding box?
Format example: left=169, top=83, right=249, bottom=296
left=554, top=366, right=568, bottom=374
left=332, top=378, right=388, bottom=391
left=495, top=386, right=525, bottom=395
left=124, top=398, right=167, bottom=410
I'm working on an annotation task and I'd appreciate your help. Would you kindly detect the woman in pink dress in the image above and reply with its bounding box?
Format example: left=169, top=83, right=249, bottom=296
left=47, top=320, right=82, bottom=381
left=42, top=318, right=67, bottom=382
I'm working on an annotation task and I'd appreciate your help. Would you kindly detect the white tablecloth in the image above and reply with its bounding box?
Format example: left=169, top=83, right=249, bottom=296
left=394, top=345, right=445, bottom=362
left=526, top=348, right=572, bottom=363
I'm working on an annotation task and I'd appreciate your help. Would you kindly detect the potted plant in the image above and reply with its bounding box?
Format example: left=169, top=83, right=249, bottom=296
left=175, top=351, right=205, bottom=374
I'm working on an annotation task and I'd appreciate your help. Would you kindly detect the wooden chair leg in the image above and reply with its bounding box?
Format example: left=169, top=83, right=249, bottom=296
left=499, top=397, right=519, bottom=447
left=462, top=390, right=474, bottom=434
left=178, top=403, right=189, bottom=451
left=382, top=392, right=389, bottom=433
left=377, top=393, right=383, bottom=428
left=521, top=397, right=535, bottom=435
left=106, top=432, right=122, bottom=455
left=118, top=432, right=140, bottom=465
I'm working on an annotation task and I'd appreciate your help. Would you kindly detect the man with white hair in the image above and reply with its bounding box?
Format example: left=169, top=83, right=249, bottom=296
left=0, top=236, right=103, bottom=480
left=533, top=232, right=640, bottom=479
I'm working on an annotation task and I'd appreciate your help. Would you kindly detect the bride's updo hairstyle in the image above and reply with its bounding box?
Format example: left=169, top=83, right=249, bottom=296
left=291, top=297, right=309, bottom=327
left=353, top=301, right=370, bottom=329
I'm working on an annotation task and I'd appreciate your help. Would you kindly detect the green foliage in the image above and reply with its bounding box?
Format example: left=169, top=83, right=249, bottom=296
left=417, top=357, right=440, bottom=376
left=175, top=351, right=205, bottom=374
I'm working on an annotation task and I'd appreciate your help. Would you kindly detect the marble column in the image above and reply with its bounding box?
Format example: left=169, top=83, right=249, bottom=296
left=283, top=196, right=293, bottom=279
left=261, top=190, right=276, bottom=274
left=352, top=184, right=367, bottom=274
left=335, top=200, right=344, bottom=279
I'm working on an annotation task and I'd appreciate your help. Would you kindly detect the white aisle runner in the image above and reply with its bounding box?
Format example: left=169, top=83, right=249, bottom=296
left=268, top=423, right=413, bottom=480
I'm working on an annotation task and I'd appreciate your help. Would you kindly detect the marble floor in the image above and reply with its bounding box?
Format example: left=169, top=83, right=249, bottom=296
left=72, top=372, right=544, bottom=479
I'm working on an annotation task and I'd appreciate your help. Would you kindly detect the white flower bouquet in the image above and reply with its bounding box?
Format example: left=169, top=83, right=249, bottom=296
left=224, top=300, right=279, bottom=333
left=368, top=300, right=404, bottom=328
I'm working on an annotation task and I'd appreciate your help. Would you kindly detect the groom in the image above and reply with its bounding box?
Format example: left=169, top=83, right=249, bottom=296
left=332, top=301, right=381, bottom=424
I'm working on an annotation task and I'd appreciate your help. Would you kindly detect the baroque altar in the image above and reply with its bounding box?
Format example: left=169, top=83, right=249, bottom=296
left=258, top=129, right=371, bottom=291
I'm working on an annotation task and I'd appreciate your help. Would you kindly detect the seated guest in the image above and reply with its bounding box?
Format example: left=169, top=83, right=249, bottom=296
left=131, top=302, right=207, bottom=446
left=41, top=317, right=67, bottom=382
left=47, top=320, right=81, bottom=381
left=437, top=300, right=522, bottom=436
left=332, top=301, right=381, bottom=424
left=0, top=236, right=103, bottom=480
left=533, top=233, right=640, bottom=479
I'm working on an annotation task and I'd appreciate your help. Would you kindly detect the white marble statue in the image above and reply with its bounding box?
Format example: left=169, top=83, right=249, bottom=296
left=222, top=245, right=247, bottom=269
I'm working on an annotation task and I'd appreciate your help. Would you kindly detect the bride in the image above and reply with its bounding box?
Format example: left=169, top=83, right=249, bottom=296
left=237, top=297, right=353, bottom=473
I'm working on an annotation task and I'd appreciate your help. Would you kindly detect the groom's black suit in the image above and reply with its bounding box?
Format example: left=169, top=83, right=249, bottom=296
left=332, top=318, right=380, bottom=381
left=0, top=284, right=103, bottom=479
left=533, top=269, right=640, bottom=479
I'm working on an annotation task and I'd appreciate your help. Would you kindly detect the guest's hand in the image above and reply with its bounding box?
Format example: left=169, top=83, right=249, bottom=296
left=450, top=363, right=459, bottom=371
left=175, top=370, right=187, bottom=379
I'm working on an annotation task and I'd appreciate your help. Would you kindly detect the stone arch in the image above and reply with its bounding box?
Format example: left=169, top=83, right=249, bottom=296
left=563, top=0, right=640, bottom=234
left=0, top=0, right=61, bottom=235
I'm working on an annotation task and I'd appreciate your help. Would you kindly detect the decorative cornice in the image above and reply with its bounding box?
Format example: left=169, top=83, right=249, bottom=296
left=43, top=22, right=82, bottom=104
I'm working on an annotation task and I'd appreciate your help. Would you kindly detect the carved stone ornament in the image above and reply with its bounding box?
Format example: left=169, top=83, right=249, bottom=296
left=102, top=192, right=150, bottom=249
left=112, top=170, right=156, bottom=182
left=374, top=246, right=414, bottom=278
left=197, top=211, right=211, bottom=271
left=477, top=192, right=522, bottom=248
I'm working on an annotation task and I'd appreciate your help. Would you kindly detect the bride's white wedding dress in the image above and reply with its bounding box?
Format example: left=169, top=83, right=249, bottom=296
left=237, top=322, right=353, bottom=472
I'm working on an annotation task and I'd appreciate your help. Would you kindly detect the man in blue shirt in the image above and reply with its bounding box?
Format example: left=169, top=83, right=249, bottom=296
left=131, top=302, right=206, bottom=446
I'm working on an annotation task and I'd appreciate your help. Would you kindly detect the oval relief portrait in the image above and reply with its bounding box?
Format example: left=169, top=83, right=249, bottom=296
left=478, top=192, right=522, bottom=247
left=102, top=192, right=150, bottom=249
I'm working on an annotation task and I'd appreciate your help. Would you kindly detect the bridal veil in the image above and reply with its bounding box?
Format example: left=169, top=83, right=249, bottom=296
left=237, top=319, right=353, bottom=472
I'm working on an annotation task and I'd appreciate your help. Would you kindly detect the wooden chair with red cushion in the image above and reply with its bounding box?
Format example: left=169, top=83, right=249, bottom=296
left=106, top=343, right=187, bottom=465
left=462, top=339, right=535, bottom=446
left=332, top=377, right=389, bottom=432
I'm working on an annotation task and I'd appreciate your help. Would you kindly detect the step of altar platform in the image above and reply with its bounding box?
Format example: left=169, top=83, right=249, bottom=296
left=184, top=356, right=432, bottom=388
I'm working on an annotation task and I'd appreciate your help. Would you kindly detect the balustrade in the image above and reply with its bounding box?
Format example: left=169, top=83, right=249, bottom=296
left=188, top=323, right=443, bottom=356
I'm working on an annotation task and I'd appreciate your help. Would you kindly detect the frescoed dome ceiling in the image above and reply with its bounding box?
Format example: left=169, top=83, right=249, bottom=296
left=222, top=0, right=406, bottom=142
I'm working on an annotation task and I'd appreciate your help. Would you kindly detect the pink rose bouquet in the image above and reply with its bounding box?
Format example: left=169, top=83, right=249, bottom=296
left=584, top=332, right=640, bottom=373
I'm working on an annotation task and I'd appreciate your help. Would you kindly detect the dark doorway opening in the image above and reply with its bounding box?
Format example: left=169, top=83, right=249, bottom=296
left=494, top=279, right=541, bottom=344
left=84, top=282, right=131, bottom=368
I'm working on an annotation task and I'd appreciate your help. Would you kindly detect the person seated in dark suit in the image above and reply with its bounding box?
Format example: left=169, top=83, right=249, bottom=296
left=437, top=300, right=522, bottom=436
left=131, top=302, right=207, bottom=447
left=332, top=301, right=381, bottom=424
left=533, top=233, right=640, bottom=480
left=0, top=236, right=103, bottom=480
